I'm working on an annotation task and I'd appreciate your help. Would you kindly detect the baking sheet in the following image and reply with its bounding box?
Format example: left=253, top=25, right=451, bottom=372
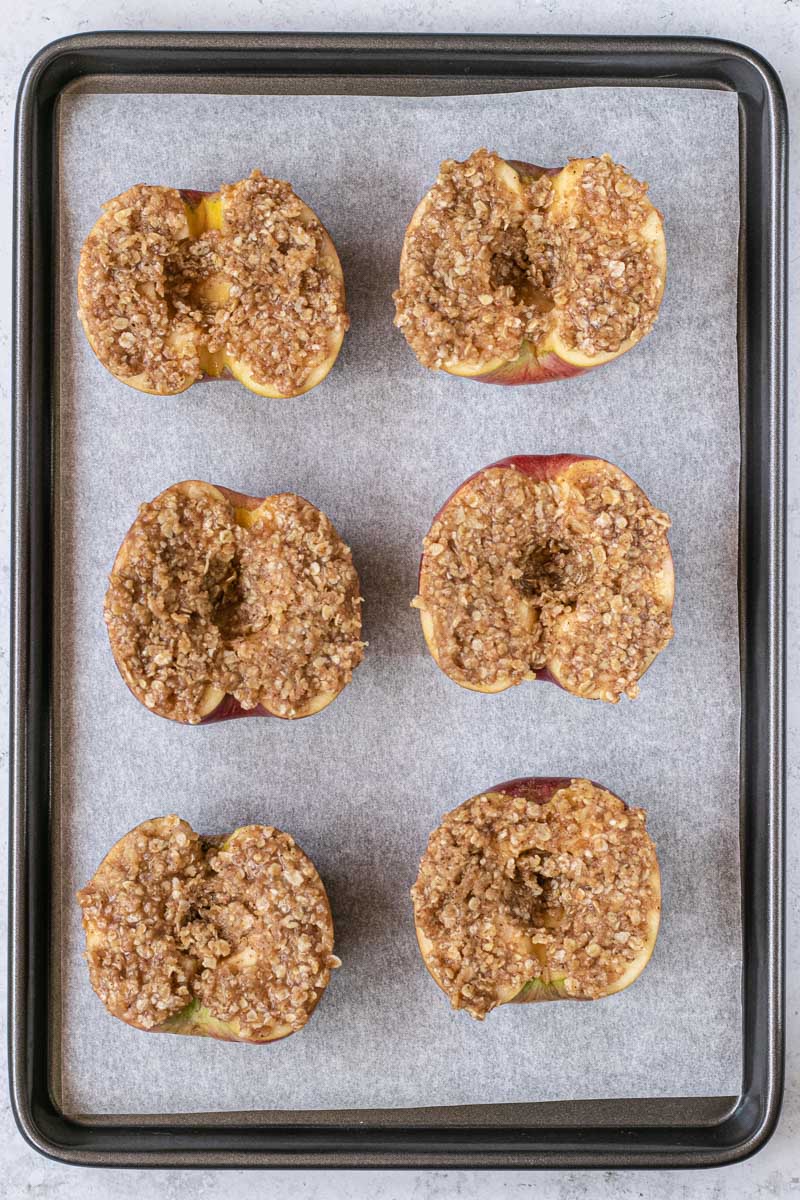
left=55, top=86, right=742, bottom=1115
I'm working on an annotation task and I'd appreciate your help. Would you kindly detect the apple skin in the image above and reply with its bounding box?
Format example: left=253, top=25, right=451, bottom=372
left=415, top=776, right=662, bottom=1009
left=79, top=182, right=347, bottom=399
left=470, top=344, right=589, bottom=386
left=416, top=455, right=675, bottom=701
left=194, top=692, right=273, bottom=724
left=107, top=480, right=353, bottom=725
left=157, top=997, right=299, bottom=1044
left=399, top=156, right=666, bottom=386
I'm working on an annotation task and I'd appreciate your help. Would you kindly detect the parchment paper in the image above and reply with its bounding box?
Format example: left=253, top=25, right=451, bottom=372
left=55, top=86, right=742, bottom=1115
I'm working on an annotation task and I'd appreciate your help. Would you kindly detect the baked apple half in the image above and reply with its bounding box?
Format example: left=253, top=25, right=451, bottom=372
left=77, top=816, right=338, bottom=1042
left=411, top=777, right=661, bottom=1019
left=104, top=481, right=364, bottom=723
left=394, top=149, right=666, bottom=383
left=413, top=454, right=674, bottom=702
left=78, top=170, right=349, bottom=398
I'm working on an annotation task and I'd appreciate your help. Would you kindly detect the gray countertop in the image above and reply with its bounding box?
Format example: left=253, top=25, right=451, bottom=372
left=2, top=1, right=797, bottom=1196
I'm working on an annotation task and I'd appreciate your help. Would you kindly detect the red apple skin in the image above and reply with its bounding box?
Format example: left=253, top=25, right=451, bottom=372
left=402, top=156, right=666, bottom=386
left=487, top=774, right=624, bottom=809
left=191, top=694, right=273, bottom=724
left=418, top=455, right=675, bottom=698
left=473, top=348, right=588, bottom=386
left=195, top=694, right=273, bottom=724
left=108, top=481, right=354, bottom=725
left=488, top=775, right=578, bottom=804
left=438, top=454, right=592, bottom=505
left=178, top=187, right=208, bottom=208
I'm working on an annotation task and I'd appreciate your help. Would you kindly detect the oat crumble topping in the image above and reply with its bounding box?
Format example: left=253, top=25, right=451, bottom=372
left=77, top=817, right=337, bottom=1038
left=104, top=483, right=363, bottom=723
left=416, top=460, right=673, bottom=701
left=411, top=780, right=660, bottom=1019
left=78, top=171, right=349, bottom=396
left=394, top=149, right=663, bottom=369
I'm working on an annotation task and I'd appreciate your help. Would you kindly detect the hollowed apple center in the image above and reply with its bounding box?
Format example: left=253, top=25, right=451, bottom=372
left=518, top=537, right=594, bottom=603
left=489, top=860, right=567, bottom=988
left=496, top=846, right=572, bottom=960
left=488, top=222, right=555, bottom=315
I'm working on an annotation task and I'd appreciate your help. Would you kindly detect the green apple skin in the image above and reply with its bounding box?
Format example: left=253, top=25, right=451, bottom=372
left=158, top=998, right=295, bottom=1044
left=511, top=977, right=572, bottom=1004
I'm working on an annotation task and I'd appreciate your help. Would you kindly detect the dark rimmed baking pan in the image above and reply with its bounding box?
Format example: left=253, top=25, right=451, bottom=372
left=10, top=32, right=786, bottom=1169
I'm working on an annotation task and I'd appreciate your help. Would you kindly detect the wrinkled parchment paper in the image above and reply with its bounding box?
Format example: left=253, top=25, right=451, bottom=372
left=55, top=86, right=741, bottom=1115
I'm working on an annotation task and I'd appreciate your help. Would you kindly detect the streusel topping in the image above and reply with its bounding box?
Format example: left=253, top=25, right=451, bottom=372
left=78, top=817, right=337, bottom=1038
left=78, top=171, right=349, bottom=396
left=411, top=780, right=660, bottom=1019
left=104, top=483, right=364, bottom=723
left=78, top=185, right=200, bottom=393
left=394, top=149, right=662, bottom=369
left=415, top=460, right=672, bottom=701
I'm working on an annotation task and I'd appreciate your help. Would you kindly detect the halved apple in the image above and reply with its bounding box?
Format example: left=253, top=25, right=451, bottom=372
left=104, top=480, right=364, bottom=724
left=78, top=171, right=349, bottom=398
left=411, top=777, right=661, bottom=1019
left=394, top=149, right=666, bottom=384
left=77, top=816, right=338, bottom=1042
left=413, top=454, right=674, bottom=702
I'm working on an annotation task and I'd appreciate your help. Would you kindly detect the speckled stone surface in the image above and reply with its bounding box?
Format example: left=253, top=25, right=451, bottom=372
left=2, top=1, right=797, bottom=1196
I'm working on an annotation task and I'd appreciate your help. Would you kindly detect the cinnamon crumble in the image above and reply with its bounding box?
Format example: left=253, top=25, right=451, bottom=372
left=104, top=482, right=364, bottom=723
left=411, top=779, right=660, bottom=1019
left=394, top=149, right=663, bottom=369
left=77, top=817, right=337, bottom=1039
left=415, top=459, right=673, bottom=702
left=78, top=171, right=349, bottom=396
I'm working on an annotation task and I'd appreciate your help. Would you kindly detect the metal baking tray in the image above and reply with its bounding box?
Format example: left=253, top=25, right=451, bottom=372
left=10, top=32, right=786, bottom=1169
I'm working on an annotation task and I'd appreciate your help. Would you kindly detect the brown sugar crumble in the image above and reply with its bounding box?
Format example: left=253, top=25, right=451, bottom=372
left=78, top=171, right=349, bottom=396
left=415, top=460, right=673, bottom=702
left=77, top=817, right=337, bottom=1038
left=104, top=483, right=364, bottom=723
left=411, top=780, right=660, bottom=1019
left=393, top=149, right=663, bottom=369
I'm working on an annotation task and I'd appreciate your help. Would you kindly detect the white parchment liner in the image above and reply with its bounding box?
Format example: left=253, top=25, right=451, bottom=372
left=55, top=87, right=741, bottom=1114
